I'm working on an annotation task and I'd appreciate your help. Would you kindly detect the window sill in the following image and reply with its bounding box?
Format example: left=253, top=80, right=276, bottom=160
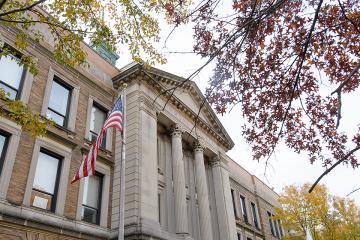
left=43, top=123, right=78, bottom=148
left=0, top=199, right=111, bottom=238
left=41, top=115, right=76, bottom=137
left=52, top=122, right=76, bottom=135
left=81, top=140, right=113, bottom=163
left=81, top=219, right=101, bottom=227
left=29, top=205, right=55, bottom=215
left=83, top=138, right=112, bottom=154
left=239, top=221, right=263, bottom=235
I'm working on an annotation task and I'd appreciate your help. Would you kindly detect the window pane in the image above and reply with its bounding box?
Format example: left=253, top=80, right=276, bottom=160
left=268, top=212, right=275, bottom=236
left=46, top=109, right=65, bottom=126
left=241, top=196, right=248, bottom=222
left=0, top=134, right=7, bottom=157
left=231, top=189, right=237, bottom=217
left=33, top=152, right=59, bottom=194
left=0, top=55, right=23, bottom=89
left=90, top=105, right=106, bottom=133
left=0, top=133, right=8, bottom=173
left=48, top=80, right=70, bottom=116
left=0, top=82, right=17, bottom=100
left=82, top=206, right=98, bottom=224
left=83, top=174, right=101, bottom=209
left=251, top=202, right=259, bottom=228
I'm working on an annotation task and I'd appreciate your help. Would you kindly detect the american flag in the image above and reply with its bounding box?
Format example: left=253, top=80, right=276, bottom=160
left=71, top=97, right=123, bottom=183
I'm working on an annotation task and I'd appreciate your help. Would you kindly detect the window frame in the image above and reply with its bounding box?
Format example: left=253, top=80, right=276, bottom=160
left=0, top=46, right=26, bottom=100
left=85, top=96, right=112, bottom=152
left=237, top=233, right=242, bottom=240
left=267, top=211, right=276, bottom=237
left=81, top=171, right=104, bottom=225
left=273, top=215, right=280, bottom=238
left=23, top=137, right=71, bottom=216
left=231, top=189, right=239, bottom=218
left=31, top=148, right=62, bottom=212
left=0, top=129, right=10, bottom=175
left=46, top=77, right=72, bottom=128
left=278, top=220, right=284, bottom=237
left=0, top=117, right=21, bottom=199
left=76, top=160, right=110, bottom=228
left=240, top=195, right=249, bottom=224
left=251, top=202, right=260, bottom=229
left=89, top=102, right=108, bottom=148
left=41, top=66, right=80, bottom=132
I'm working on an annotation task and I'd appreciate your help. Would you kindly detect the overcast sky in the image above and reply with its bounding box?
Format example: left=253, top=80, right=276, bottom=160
left=117, top=17, right=360, bottom=205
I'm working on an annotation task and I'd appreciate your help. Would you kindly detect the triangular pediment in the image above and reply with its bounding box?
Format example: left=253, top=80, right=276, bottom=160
left=113, top=62, right=234, bottom=150
left=158, top=81, right=211, bottom=125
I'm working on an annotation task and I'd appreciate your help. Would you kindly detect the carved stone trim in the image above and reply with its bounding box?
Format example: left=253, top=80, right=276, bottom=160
left=194, top=137, right=205, bottom=153
left=112, top=64, right=235, bottom=150
left=210, top=153, right=228, bottom=169
left=170, top=124, right=183, bottom=138
left=210, top=157, right=221, bottom=168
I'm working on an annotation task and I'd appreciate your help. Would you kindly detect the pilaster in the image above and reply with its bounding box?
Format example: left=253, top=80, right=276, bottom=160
left=211, top=154, right=237, bottom=240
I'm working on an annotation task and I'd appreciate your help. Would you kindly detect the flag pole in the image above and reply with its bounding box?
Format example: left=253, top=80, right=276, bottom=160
left=118, top=84, right=127, bottom=240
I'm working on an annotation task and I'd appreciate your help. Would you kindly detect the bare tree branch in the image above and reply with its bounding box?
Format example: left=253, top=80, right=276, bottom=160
left=157, top=0, right=289, bottom=112
left=264, top=0, right=324, bottom=168
left=346, top=187, right=360, bottom=197
left=309, top=146, right=360, bottom=193
left=331, top=61, right=360, bottom=95
left=331, top=61, right=360, bottom=128
left=0, top=0, right=47, bottom=17
left=0, top=17, right=93, bottom=33
left=337, top=0, right=360, bottom=34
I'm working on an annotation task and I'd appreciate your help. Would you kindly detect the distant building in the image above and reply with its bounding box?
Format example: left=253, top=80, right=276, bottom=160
left=0, top=25, right=283, bottom=240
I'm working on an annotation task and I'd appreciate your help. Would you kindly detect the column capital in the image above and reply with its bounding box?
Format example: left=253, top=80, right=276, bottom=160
left=170, top=123, right=183, bottom=138
left=210, top=152, right=229, bottom=169
left=210, top=158, right=220, bottom=168
left=194, top=137, right=205, bottom=153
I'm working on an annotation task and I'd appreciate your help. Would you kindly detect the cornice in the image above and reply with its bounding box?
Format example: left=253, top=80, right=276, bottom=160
left=0, top=26, right=116, bottom=100
left=113, top=63, right=234, bottom=150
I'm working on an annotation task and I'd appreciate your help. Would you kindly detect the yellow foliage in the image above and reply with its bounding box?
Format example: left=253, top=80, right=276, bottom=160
left=0, top=89, right=51, bottom=136
left=0, top=0, right=190, bottom=72
left=275, top=183, right=360, bottom=240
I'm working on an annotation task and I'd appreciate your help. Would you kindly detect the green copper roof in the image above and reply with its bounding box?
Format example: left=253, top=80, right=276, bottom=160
left=92, top=42, right=119, bottom=66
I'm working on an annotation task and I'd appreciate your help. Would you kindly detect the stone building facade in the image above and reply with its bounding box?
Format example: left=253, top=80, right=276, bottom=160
left=0, top=25, right=284, bottom=240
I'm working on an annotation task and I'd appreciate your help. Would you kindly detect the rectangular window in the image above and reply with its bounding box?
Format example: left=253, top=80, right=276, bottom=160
left=31, top=150, right=61, bottom=212
left=46, top=78, right=71, bottom=127
left=82, top=173, right=103, bottom=225
left=251, top=202, right=259, bottom=229
left=231, top=189, right=238, bottom=218
left=0, top=53, right=25, bottom=100
left=278, top=220, right=283, bottom=237
left=268, top=211, right=275, bottom=236
left=237, top=233, right=241, bottom=240
left=0, top=131, right=9, bottom=174
left=89, top=103, right=107, bottom=148
left=273, top=215, right=280, bottom=237
left=240, top=195, right=248, bottom=223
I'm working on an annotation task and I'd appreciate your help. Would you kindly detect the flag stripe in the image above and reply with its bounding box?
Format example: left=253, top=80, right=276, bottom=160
left=71, top=97, right=123, bottom=184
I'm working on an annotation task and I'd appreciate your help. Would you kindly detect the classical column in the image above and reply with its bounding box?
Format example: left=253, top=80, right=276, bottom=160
left=193, top=140, right=213, bottom=240
left=170, top=124, right=189, bottom=235
left=211, top=155, right=237, bottom=240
